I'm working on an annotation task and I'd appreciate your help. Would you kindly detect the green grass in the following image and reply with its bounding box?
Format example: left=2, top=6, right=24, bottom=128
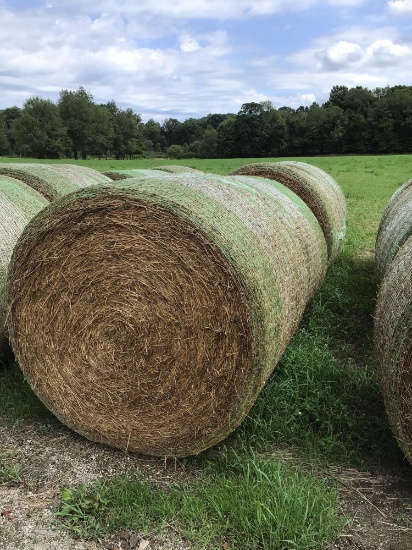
left=0, top=454, right=23, bottom=485
left=1, top=154, right=411, bottom=547
left=56, top=450, right=344, bottom=549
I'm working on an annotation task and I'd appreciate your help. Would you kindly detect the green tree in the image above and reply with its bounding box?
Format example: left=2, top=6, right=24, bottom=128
left=0, top=121, right=9, bottom=155
left=11, top=97, right=68, bottom=158
left=143, top=119, right=166, bottom=152
left=0, top=106, right=22, bottom=154
left=111, top=106, right=143, bottom=159
left=58, top=87, right=95, bottom=159
left=198, top=127, right=218, bottom=158
left=88, top=103, right=114, bottom=159
left=217, top=116, right=237, bottom=158
left=166, top=144, right=185, bottom=159
left=235, top=102, right=266, bottom=157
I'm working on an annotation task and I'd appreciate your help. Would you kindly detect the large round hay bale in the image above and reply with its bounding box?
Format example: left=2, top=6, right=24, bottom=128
left=8, top=173, right=327, bottom=457
left=0, top=177, right=49, bottom=356
left=0, top=164, right=111, bottom=201
left=229, top=161, right=346, bottom=265
left=375, top=178, right=412, bottom=283
left=151, top=165, right=203, bottom=174
left=375, top=235, right=412, bottom=463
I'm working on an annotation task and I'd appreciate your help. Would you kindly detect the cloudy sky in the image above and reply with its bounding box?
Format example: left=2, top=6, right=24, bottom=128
left=1, top=0, right=412, bottom=121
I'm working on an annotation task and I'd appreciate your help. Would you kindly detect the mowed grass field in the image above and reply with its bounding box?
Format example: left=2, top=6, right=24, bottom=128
left=1, top=154, right=412, bottom=549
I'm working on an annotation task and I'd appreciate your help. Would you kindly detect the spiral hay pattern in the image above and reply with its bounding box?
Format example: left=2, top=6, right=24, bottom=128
left=8, top=173, right=327, bottom=457
left=375, top=235, right=412, bottom=463
left=0, top=163, right=111, bottom=201
left=0, top=177, right=49, bottom=355
left=375, top=178, right=412, bottom=283
left=229, top=161, right=346, bottom=265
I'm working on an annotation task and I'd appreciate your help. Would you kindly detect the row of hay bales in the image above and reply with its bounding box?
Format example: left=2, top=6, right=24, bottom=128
left=375, top=178, right=412, bottom=464
left=2, top=161, right=346, bottom=457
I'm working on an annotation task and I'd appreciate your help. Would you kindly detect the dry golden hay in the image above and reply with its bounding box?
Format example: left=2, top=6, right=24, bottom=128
left=151, top=165, right=203, bottom=174
left=375, top=178, right=412, bottom=283
left=229, top=161, right=346, bottom=265
left=0, top=163, right=112, bottom=201
left=0, top=176, right=49, bottom=357
left=8, top=173, right=327, bottom=457
left=375, top=235, right=412, bottom=463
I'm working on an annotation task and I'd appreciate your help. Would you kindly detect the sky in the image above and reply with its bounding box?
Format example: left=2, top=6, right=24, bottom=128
left=1, top=0, right=412, bottom=121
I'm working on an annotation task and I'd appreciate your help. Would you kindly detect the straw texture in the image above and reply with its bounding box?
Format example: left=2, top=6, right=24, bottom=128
left=8, top=173, right=327, bottom=457
left=375, top=235, right=412, bottom=463
left=375, top=178, right=412, bottom=283
left=0, top=163, right=111, bottom=200
left=0, top=177, right=49, bottom=356
left=229, top=161, right=346, bottom=265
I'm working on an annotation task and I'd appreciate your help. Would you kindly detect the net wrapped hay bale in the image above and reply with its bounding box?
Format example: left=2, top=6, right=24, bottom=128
left=375, top=235, right=412, bottom=463
left=0, top=177, right=49, bottom=357
left=229, top=161, right=346, bottom=265
left=375, top=178, right=412, bottom=283
left=151, top=165, right=203, bottom=174
left=8, top=173, right=327, bottom=457
left=0, top=163, right=111, bottom=201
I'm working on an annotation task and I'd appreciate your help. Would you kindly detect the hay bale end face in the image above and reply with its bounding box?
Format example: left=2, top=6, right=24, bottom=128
left=375, top=235, right=412, bottom=463
left=0, top=177, right=49, bottom=355
left=9, top=174, right=327, bottom=457
left=375, top=178, right=412, bottom=283
left=229, top=161, right=346, bottom=265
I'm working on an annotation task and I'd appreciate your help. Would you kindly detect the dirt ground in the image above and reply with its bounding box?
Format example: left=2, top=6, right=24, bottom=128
left=1, top=416, right=412, bottom=550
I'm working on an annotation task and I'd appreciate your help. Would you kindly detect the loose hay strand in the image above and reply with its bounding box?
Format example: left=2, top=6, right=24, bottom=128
left=8, top=173, right=327, bottom=457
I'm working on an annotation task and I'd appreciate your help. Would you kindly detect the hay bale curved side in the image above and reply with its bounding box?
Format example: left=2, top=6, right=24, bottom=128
left=375, top=235, right=412, bottom=462
left=8, top=174, right=327, bottom=457
left=375, top=179, right=412, bottom=283
left=229, top=161, right=346, bottom=265
left=0, top=177, right=49, bottom=355
left=47, top=164, right=113, bottom=187
left=0, top=164, right=109, bottom=201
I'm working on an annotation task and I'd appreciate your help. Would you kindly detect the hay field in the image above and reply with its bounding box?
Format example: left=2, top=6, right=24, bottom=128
left=1, top=154, right=412, bottom=549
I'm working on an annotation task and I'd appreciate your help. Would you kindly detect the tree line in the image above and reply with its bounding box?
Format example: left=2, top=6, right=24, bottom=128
left=1, top=84, right=412, bottom=160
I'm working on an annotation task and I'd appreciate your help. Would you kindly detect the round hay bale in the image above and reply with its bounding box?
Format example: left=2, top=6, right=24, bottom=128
left=0, top=177, right=49, bottom=356
left=229, top=161, right=346, bottom=265
left=8, top=174, right=327, bottom=457
left=375, top=235, right=412, bottom=463
left=151, top=165, right=203, bottom=174
left=0, top=163, right=111, bottom=201
left=375, top=178, right=412, bottom=283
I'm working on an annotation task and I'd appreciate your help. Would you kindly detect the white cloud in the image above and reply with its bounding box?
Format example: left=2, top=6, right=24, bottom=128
left=388, top=0, right=412, bottom=14
left=317, top=40, right=364, bottom=69
left=180, top=36, right=201, bottom=52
